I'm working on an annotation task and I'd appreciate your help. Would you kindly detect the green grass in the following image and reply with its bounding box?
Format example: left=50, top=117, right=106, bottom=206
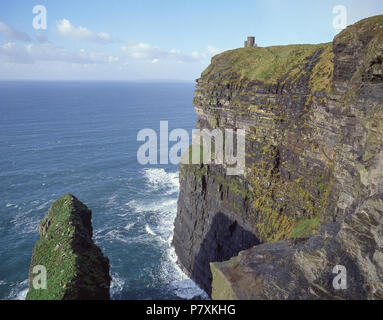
left=26, top=194, right=80, bottom=300
left=200, top=15, right=383, bottom=88
left=309, top=43, right=334, bottom=93
left=26, top=194, right=110, bottom=300
left=334, top=15, right=383, bottom=85
left=201, top=43, right=331, bottom=85
left=335, top=14, right=383, bottom=44
left=289, top=217, right=321, bottom=239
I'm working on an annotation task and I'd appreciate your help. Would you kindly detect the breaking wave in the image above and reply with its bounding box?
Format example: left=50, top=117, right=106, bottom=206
left=142, top=168, right=179, bottom=195
left=102, top=168, right=206, bottom=299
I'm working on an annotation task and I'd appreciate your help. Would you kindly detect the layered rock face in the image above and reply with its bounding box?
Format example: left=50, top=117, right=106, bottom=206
left=173, top=15, right=383, bottom=299
left=174, top=164, right=260, bottom=295
left=26, top=194, right=111, bottom=300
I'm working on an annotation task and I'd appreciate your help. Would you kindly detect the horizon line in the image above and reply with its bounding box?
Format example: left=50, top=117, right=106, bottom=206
left=0, top=79, right=197, bottom=83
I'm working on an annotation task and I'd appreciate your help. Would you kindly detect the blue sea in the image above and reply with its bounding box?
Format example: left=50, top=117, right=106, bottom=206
left=0, top=81, right=207, bottom=300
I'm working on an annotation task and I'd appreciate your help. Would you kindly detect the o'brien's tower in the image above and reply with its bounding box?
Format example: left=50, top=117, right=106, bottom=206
left=244, top=36, right=257, bottom=48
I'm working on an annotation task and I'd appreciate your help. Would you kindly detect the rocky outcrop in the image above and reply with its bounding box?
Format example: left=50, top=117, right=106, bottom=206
left=210, top=195, right=383, bottom=299
left=174, top=164, right=260, bottom=295
left=26, top=194, right=111, bottom=300
left=173, top=15, right=383, bottom=299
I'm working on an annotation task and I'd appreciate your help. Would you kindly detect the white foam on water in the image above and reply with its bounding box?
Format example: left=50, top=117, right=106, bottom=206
left=16, top=287, right=28, bottom=300
left=138, top=168, right=207, bottom=299
left=36, top=200, right=51, bottom=211
left=5, top=203, right=18, bottom=208
left=94, top=225, right=149, bottom=245
left=159, top=238, right=208, bottom=300
left=11, top=209, right=39, bottom=235
left=142, top=168, right=179, bottom=195
left=110, top=272, right=125, bottom=298
left=126, top=198, right=177, bottom=215
left=125, top=197, right=178, bottom=244
left=145, top=225, right=156, bottom=236
left=10, top=199, right=56, bottom=236
left=107, top=194, right=118, bottom=208
left=156, top=199, right=178, bottom=243
left=117, top=213, right=128, bottom=217
left=7, top=279, right=28, bottom=300
left=102, top=229, right=131, bottom=244
left=124, top=223, right=135, bottom=231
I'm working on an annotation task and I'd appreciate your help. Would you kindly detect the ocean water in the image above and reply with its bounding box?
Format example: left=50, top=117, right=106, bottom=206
left=0, top=81, right=207, bottom=300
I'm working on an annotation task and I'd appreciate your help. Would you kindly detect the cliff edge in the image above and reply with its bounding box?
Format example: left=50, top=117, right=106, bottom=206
left=173, top=15, right=383, bottom=299
left=26, top=194, right=111, bottom=300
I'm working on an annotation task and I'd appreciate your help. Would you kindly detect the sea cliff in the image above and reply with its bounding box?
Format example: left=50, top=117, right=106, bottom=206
left=173, top=15, right=383, bottom=299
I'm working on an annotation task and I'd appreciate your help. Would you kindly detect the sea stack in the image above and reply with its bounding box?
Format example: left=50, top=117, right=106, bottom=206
left=26, top=194, right=111, bottom=300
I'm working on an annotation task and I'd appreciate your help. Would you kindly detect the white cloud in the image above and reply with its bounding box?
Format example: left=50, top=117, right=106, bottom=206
left=57, top=19, right=114, bottom=44
left=0, top=42, right=34, bottom=64
left=86, top=51, right=120, bottom=63
left=121, top=41, right=223, bottom=63
left=0, top=22, right=32, bottom=42
left=121, top=42, right=160, bottom=59
left=35, top=33, right=50, bottom=44
left=0, top=20, right=225, bottom=80
left=206, top=45, right=222, bottom=56
left=0, top=41, right=119, bottom=65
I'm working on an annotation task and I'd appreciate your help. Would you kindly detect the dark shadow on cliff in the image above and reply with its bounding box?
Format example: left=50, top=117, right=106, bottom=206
left=191, top=212, right=260, bottom=296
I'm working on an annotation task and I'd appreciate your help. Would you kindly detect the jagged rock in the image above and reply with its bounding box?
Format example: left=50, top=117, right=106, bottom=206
left=173, top=15, right=383, bottom=299
left=211, top=194, right=383, bottom=299
left=26, top=194, right=111, bottom=300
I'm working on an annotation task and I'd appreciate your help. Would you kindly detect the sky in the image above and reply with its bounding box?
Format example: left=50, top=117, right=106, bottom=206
left=0, top=0, right=382, bottom=81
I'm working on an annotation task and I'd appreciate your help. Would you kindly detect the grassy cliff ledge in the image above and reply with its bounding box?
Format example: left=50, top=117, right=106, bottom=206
left=26, top=194, right=111, bottom=300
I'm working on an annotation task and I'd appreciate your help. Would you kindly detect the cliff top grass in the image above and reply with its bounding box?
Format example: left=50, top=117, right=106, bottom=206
left=335, top=14, right=383, bottom=44
left=335, top=15, right=383, bottom=85
left=199, top=15, right=383, bottom=90
left=201, top=42, right=333, bottom=88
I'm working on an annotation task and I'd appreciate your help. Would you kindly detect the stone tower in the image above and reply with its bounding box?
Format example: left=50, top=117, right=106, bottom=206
left=244, top=36, right=256, bottom=48
left=247, top=36, right=255, bottom=47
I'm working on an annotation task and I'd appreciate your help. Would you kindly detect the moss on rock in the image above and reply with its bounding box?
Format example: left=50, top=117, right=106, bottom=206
left=26, top=194, right=111, bottom=300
